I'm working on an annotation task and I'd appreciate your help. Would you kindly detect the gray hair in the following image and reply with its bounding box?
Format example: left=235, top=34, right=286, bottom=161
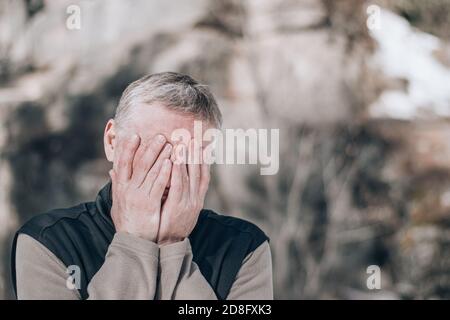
left=114, top=72, right=222, bottom=128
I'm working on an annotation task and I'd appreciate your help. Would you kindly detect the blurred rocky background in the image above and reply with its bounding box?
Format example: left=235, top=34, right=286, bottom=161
left=1, top=0, right=450, bottom=299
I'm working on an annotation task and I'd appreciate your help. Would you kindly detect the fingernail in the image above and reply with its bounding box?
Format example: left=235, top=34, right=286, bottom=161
left=157, top=134, right=166, bottom=143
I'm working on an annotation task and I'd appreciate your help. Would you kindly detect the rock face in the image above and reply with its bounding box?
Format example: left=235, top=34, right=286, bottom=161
left=0, top=0, right=449, bottom=299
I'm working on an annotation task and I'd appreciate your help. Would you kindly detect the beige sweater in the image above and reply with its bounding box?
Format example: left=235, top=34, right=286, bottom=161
left=15, top=232, right=273, bottom=300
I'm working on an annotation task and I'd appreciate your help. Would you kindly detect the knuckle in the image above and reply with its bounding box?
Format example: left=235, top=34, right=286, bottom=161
left=151, top=138, right=164, bottom=151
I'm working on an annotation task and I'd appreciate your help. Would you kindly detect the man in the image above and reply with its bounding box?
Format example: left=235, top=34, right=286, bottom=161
left=11, top=72, right=273, bottom=300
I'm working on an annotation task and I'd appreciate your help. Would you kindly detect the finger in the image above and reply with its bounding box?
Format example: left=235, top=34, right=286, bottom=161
left=199, top=162, right=210, bottom=204
left=149, top=159, right=172, bottom=202
left=109, top=169, right=116, bottom=192
left=179, top=145, right=189, bottom=202
left=131, top=134, right=167, bottom=187
left=131, top=139, right=150, bottom=172
left=114, top=134, right=140, bottom=183
left=167, top=162, right=183, bottom=203
left=188, top=139, right=201, bottom=197
left=172, top=142, right=187, bottom=165
left=141, top=143, right=172, bottom=192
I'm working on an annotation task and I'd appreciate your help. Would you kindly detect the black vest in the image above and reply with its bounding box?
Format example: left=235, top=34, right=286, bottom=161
left=10, top=182, right=268, bottom=300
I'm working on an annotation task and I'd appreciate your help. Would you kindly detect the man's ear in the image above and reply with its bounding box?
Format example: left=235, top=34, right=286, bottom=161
left=104, top=119, right=116, bottom=162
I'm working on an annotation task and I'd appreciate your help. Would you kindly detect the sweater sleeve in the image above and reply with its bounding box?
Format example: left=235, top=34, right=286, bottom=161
left=15, top=234, right=273, bottom=300
left=157, top=239, right=273, bottom=300
left=15, top=232, right=159, bottom=300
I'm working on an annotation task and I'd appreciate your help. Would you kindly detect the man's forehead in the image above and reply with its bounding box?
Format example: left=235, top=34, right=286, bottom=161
left=130, top=103, right=210, bottom=144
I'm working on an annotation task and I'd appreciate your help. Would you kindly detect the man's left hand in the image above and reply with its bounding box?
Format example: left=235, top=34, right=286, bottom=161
left=157, top=139, right=210, bottom=245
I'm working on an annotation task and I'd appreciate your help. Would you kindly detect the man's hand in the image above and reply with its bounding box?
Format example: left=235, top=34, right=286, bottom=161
left=157, top=139, right=210, bottom=245
left=109, top=133, right=173, bottom=242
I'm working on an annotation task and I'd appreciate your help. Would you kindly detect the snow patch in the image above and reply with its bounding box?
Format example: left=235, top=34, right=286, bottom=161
left=368, top=9, right=450, bottom=120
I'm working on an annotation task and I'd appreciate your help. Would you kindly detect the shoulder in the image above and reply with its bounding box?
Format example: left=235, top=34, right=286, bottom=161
left=189, top=209, right=269, bottom=299
left=200, top=209, right=268, bottom=237
left=193, top=209, right=269, bottom=251
left=18, top=203, right=92, bottom=240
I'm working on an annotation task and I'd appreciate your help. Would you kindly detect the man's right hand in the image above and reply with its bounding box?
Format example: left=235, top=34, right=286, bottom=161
left=109, top=133, right=172, bottom=242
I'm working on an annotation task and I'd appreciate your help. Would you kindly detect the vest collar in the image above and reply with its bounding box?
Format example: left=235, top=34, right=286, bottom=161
left=96, top=181, right=115, bottom=228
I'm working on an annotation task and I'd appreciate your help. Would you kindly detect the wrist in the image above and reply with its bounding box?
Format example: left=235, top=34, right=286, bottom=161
left=158, top=236, right=185, bottom=246
left=159, top=238, right=190, bottom=260
left=134, top=232, right=157, bottom=242
left=115, top=226, right=157, bottom=242
left=112, top=232, right=159, bottom=257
